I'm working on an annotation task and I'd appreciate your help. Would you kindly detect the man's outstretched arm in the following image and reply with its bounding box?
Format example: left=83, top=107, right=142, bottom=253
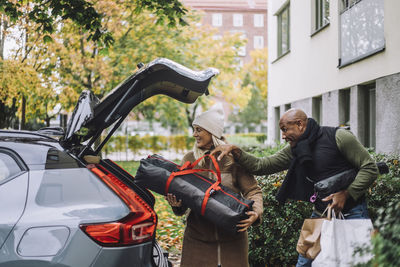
left=211, top=144, right=293, bottom=175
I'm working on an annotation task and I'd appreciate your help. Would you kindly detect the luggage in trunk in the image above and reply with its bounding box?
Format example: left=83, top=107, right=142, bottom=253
left=134, top=154, right=254, bottom=234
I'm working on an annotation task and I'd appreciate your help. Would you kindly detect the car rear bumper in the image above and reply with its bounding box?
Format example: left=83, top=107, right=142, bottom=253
left=91, top=242, right=154, bottom=267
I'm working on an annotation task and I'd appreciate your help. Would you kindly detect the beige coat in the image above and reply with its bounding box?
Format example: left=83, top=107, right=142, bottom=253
left=173, top=152, right=263, bottom=267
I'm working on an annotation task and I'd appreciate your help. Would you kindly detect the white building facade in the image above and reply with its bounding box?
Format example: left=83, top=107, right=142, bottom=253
left=267, top=0, right=400, bottom=154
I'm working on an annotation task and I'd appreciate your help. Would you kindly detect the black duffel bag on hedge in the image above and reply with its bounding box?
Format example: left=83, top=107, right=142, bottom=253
left=134, top=154, right=254, bottom=234
left=310, top=161, right=389, bottom=202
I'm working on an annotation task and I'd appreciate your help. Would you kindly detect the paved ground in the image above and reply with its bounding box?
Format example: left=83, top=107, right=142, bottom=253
left=168, top=251, right=181, bottom=267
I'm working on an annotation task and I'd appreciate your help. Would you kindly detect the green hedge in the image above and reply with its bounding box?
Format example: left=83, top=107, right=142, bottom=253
left=246, top=147, right=400, bottom=266
left=103, top=135, right=195, bottom=155
left=103, top=133, right=267, bottom=155
left=367, top=200, right=400, bottom=267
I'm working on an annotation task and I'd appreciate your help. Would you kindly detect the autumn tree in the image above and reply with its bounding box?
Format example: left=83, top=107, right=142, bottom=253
left=0, top=0, right=187, bottom=45
left=0, top=0, right=188, bottom=129
left=106, top=9, right=247, bottom=131
left=55, top=3, right=246, bottom=132
left=0, top=59, right=44, bottom=128
left=229, top=48, right=268, bottom=130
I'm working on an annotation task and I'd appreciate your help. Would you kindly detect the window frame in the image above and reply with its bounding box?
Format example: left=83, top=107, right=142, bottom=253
left=212, top=13, right=223, bottom=27
left=276, top=3, right=290, bottom=58
left=340, top=0, right=362, bottom=14
left=253, top=36, right=264, bottom=49
left=233, top=14, right=243, bottom=27
left=313, top=0, right=330, bottom=33
left=254, top=14, right=264, bottom=27
left=338, top=0, right=385, bottom=68
left=237, top=45, right=246, bottom=57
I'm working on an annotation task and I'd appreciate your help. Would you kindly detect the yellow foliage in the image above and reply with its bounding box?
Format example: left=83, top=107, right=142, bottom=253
left=245, top=48, right=268, bottom=99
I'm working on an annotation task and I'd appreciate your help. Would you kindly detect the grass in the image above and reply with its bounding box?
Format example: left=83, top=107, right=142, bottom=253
left=115, top=161, right=185, bottom=252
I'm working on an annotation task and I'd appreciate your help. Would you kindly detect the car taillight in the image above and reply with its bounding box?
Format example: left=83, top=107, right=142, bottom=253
left=80, top=165, right=157, bottom=246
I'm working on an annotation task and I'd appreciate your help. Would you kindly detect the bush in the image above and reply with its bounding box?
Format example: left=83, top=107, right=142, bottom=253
left=366, top=153, right=400, bottom=221
left=360, top=153, right=400, bottom=267
left=248, top=171, right=313, bottom=266
left=369, top=200, right=400, bottom=267
left=103, top=133, right=265, bottom=155
left=226, top=133, right=267, bottom=147
left=246, top=146, right=400, bottom=266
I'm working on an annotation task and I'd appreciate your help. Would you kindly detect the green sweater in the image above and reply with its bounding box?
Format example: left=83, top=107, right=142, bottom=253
left=238, top=129, right=378, bottom=201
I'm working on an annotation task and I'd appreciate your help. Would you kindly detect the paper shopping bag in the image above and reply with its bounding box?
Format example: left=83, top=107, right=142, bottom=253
left=312, top=217, right=374, bottom=266
left=296, top=217, right=327, bottom=259
left=297, top=207, right=332, bottom=259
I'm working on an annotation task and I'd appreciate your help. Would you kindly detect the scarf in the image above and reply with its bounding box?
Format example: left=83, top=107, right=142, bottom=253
left=276, top=118, right=322, bottom=204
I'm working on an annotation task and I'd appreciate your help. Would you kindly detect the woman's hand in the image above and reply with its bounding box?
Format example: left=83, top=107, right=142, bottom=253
left=236, top=211, right=259, bottom=232
left=165, top=193, right=182, bottom=207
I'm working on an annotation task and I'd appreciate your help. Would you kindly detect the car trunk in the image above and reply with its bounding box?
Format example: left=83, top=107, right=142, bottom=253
left=61, top=58, right=218, bottom=158
left=61, top=58, right=217, bottom=258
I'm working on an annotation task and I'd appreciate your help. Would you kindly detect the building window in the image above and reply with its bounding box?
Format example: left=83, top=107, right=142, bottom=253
left=275, top=107, right=281, bottom=142
left=277, top=4, right=290, bottom=57
left=235, top=58, right=244, bottom=68
left=212, top=13, right=223, bottom=27
left=339, top=0, right=384, bottom=67
left=253, top=36, right=264, bottom=49
left=212, top=35, right=222, bottom=40
left=285, top=103, right=291, bottom=111
left=254, top=14, right=264, bottom=27
left=314, top=0, right=330, bottom=31
left=233, top=14, right=243, bottom=27
left=360, top=84, right=376, bottom=148
left=312, top=96, right=322, bottom=124
left=237, top=45, right=246, bottom=56
left=340, top=0, right=361, bottom=12
left=339, top=89, right=350, bottom=127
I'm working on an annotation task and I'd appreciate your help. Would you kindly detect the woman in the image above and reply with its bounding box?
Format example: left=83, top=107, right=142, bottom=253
left=166, top=104, right=263, bottom=267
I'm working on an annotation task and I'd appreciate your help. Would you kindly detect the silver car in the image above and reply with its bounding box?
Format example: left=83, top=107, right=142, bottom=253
left=0, top=58, right=218, bottom=267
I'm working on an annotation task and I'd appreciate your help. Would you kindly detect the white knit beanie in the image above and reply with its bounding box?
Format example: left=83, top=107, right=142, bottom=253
left=192, top=103, right=225, bottom=139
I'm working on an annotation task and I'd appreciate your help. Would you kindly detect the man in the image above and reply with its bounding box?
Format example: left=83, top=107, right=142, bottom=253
left=211, top=108, right=378, bottom=267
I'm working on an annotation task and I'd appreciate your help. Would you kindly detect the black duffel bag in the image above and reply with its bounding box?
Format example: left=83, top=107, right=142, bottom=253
left=311, top=161, right=389, bottom=202
left=313, top=169, right=357, bottom=200
left=134, top=154, right=254, bottom=234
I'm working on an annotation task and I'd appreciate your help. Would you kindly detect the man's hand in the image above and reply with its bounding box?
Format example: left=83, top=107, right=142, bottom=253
left=322, top=190, right=350, bottom=213
left=165, top=193, right=182, bottom=207
left=211, top=144, right=241, bottom=161
left=236, top=211, right=259, bottom=232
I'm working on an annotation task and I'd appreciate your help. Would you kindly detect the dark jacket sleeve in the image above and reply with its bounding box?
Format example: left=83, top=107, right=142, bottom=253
left=237, top=145, right=293, bottom=175
left=335, top=129, right=378, bottom=200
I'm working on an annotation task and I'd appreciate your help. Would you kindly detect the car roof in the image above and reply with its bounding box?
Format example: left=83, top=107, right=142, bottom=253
left=0, top=130, right=78, bottom=169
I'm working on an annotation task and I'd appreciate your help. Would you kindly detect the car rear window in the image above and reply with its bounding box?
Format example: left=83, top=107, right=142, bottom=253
left=35, top=168, right=128, bottom=212
left=45, top=148, right=80, bottom=169
left=0, top=152, right=23, bottom=184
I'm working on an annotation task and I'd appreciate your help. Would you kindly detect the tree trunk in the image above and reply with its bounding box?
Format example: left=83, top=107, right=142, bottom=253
left=0, top=15, right=7, bottom=60
left=45, top=116, right=51, bottom=127
left=186, top=103, right=199, bottom=128
left=20, top=95, right=26, bottom=130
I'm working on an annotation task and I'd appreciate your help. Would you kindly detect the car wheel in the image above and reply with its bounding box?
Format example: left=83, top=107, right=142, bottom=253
left=152, top=241, right=170, bottom=267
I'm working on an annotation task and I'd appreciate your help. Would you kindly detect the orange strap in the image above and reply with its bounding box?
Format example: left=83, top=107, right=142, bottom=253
left=188, top=154, right=221, bottom=180
left=164, top=154, right=222, bottom=216
left=164, top=168, right=220, bottom=195
left=201, top=181, right=221, bottom=215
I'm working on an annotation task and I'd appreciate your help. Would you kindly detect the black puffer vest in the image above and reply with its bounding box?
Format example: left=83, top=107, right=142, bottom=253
left=309, top=127, right=363, bottom=212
